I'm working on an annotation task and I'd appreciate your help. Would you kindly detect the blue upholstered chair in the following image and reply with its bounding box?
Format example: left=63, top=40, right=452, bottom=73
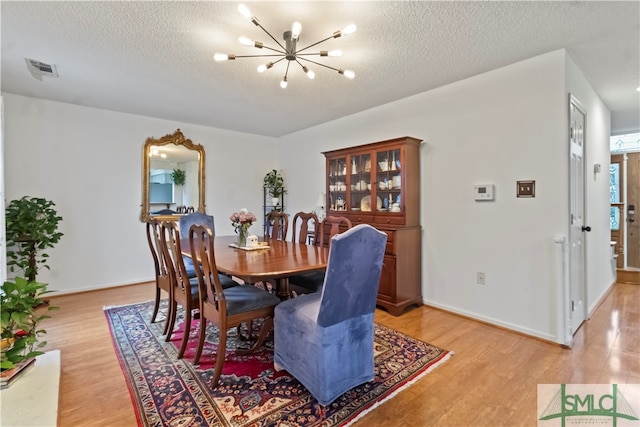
left=273, top=224, right=387, bottom=405
left=179, top=212, right=214, bottom=237
left=179, top=213, right=236, bottom=288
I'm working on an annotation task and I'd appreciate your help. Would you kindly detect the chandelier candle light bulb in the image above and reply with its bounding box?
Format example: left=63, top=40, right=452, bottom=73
left=238, top=4, right=253, bottom=21
left=214, top=3, right=357, bottom=88
left=291, top=21, right=302, bottom=40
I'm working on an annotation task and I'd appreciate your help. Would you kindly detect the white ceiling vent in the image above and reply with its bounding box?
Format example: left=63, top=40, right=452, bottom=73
left=25, top=58, right=58, bottom=80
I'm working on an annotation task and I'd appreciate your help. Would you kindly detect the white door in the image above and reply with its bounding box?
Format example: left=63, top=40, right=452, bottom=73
left=569, top=95, right=588, bottom=335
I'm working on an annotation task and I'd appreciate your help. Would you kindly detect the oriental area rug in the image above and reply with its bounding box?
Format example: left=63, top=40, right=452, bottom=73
left=104, top=300, right=453, bottom=427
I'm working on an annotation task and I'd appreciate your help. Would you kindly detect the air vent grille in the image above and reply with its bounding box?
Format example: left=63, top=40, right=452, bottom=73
left=25, top=58, right=59, bottom=80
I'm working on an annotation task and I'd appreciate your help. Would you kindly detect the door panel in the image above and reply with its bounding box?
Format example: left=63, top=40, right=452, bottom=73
left=569, top=96, right=587, bottom=335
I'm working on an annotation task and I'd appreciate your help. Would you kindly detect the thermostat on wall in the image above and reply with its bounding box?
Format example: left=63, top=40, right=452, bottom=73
left=474, top=184, right=495, bottom=201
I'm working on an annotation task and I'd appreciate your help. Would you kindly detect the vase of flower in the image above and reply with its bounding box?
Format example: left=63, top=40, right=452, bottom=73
left=230, top=209, right=256, bottom=248
left=237, top=225, right=248, bottom=247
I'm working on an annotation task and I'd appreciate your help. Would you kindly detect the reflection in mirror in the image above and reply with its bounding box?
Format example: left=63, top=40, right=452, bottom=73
left=140, top=129, right=205, bottom=222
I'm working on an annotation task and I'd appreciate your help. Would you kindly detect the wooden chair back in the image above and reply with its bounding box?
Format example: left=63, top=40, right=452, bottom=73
left=159, top=220, right=199, bottom=357
left=291, top=212, right=319, bottom=244
left=189, top=225, right=227, bottom=316
left=146, top=218, right=171, bottom=329
left=319, top=216, right=353, bottom=248
left=265, top=211, right=289, bottom=241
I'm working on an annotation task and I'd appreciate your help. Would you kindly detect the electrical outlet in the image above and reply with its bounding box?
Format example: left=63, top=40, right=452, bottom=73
left=477, top=272, right=485, bottom=285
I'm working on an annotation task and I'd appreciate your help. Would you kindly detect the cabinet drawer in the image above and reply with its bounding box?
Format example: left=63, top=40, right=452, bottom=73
left=376, top=216, right=406, bottom=226
left=349, top=214, right=374, bottom=225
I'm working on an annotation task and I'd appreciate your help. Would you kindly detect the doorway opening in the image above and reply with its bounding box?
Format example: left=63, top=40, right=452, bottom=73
left=610, top=132, right=640, bottom=284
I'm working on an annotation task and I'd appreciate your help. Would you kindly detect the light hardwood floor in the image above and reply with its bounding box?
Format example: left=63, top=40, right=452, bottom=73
left=41, top=282, right=639, bottom=426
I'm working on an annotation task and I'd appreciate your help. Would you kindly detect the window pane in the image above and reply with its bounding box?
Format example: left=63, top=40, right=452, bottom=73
left=610, top=163, right=620, bottom=203
left=610, top=132, right=640, bottom=153
left=610, top=207, right=620, bottom=231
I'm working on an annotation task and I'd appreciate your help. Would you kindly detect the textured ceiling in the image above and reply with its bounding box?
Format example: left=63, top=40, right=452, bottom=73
left=1, top=1, right=638, bottom=137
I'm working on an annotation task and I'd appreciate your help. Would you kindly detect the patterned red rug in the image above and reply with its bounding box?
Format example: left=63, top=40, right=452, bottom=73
left=104, top=300, right=453, bottom=427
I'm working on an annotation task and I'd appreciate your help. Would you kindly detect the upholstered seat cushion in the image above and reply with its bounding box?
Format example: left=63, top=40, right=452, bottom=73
left=223, top=285, right=281, bottom=315
left=186, top=276, right=200, bottom=296
left=288, top=270, right=325, bottom=293
left=184, top=256, right=237, bottom=288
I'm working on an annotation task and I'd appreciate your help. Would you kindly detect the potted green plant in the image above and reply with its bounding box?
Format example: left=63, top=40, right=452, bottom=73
left=1, top=277, right=57, bottom=371
left=171, top=169, right=186, bottom=186
left=5, top=196, right=64, bottom=282
left=263, top=169, right=287, bottom=205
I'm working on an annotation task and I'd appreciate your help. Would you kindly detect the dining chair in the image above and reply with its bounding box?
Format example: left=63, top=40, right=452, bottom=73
left=291, top=212, right=319, bottom=245
left=289, top=215, right=353, bottom=294
left=179, top=212, right=237, bottom=287
left=265, top=211, right=289, bottom=241
left=159, top=221, right=202, bottom=358
left=146, top=219, right=172, bottom=334
left=189, top=224, right=281, bottom=387
left=319, top=215, right=353, bottom=248
left=273, top=224, right=387, bottom=405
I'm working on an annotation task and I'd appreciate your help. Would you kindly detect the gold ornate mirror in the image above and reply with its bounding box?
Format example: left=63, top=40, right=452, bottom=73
left=140, top=129, right=205, bottom=222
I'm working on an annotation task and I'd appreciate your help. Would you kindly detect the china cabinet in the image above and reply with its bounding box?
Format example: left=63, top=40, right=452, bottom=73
left=263, top=185, right=286, bottom=237
left=323, top=136, right=422, bottom=316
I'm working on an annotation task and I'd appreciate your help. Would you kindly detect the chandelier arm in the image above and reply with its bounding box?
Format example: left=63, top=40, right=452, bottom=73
left=295, top=35, right=335, bottom=54
left=260, top=45, right=286, bottom=54
left=284, top=61, right=291, bottom=78
left=297, top=57, right=342, bottom=73
left=254, top=22, right=287, bottom=51
left=294, top=59, right=310, bottom=74
left=233, top=54, right=287, bottom=58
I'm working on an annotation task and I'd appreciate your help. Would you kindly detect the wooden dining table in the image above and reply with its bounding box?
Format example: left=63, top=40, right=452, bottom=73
left=182, top=235, right=329, bottom=299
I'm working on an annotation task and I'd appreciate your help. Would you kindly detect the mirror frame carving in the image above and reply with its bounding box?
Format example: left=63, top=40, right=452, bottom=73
left=140, top=129, right=206, bottom=222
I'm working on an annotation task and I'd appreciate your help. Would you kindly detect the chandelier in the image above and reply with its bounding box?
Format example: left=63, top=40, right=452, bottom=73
left=214, top=4, right=356, bottom=89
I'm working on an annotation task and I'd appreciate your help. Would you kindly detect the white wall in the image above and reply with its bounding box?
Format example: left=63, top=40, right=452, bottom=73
left=2, top=94, right=277, bottom=292
left=278, top=49, right=612, bottom=343
left=2, top=49, right=612, bottom=344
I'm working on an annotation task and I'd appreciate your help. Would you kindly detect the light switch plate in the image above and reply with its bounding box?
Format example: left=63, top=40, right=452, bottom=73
left=517, top=180, right=535, bottom=197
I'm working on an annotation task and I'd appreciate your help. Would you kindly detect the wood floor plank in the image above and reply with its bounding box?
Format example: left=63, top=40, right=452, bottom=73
left=39, top=282, right=638, bottom=426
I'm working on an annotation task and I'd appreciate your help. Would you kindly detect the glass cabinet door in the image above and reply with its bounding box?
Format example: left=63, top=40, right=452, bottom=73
left=349, top=153, right=372, bottom=211
left=375, top=148, right=402, bottom=213
left=328, top=156, right=347, bottom=212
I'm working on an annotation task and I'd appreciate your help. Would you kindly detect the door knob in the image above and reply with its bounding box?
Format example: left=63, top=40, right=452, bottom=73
left=582, top=226, right=592, bottom=232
